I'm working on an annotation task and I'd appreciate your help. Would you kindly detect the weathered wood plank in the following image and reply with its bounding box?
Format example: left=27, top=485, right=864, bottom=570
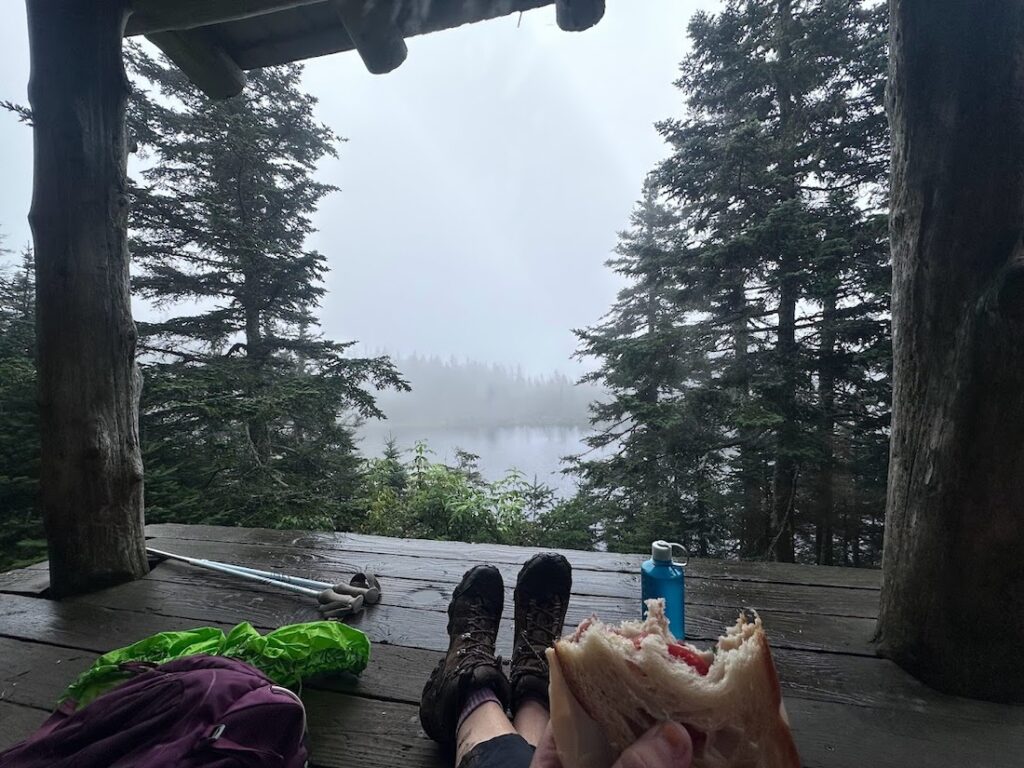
left=0, top=638, right=95, bottom=710
left=0, top=635, right=1016, bottom=768
left=145, top=553, right=880, bottom=619
left=0, top=565, right=50, bottom=596
left=0, top=550, right=881, bottom=620
left=0, top=517, right=1017, bottom=768
left=67, top=568, right=878, bottom=656
left=3, top=629, right=1021, bottom=730
left=146, top=535, right=642, bottom=598
left=142, top=536, right=881, bottom=618
left=0, top=702, right=47, bottom=752
left=0, top=595, right=235, bottom=653
left=783, top=697, right=1022, bottom=768
left=303, top=691, right=440, bottom=768
left=146, top=524, right=882, bottom=589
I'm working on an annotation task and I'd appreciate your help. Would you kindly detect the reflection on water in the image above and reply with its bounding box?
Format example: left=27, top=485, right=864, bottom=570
left=356, top=423, right=594, bottom=495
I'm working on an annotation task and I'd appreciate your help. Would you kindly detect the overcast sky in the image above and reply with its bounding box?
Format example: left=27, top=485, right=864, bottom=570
left=0, top=0, right=710, bottom=376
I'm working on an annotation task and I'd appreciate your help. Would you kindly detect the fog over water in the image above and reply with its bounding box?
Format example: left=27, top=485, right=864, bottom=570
left=0, top=1, right=709, bottom=485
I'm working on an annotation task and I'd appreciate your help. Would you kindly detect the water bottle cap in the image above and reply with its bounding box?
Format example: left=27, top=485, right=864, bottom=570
left=651, top=540, right=688, bottom=565
left=651, top=540, right=672, bottom=562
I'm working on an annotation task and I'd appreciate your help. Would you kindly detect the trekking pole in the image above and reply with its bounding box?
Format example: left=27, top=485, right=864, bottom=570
left=146, top=548, right=368, bottom=615
left=203, top=560, right=381, bottom=604
left=147, top=552, right=380, bottom=606
left=190, top=561, right=332, bottom=590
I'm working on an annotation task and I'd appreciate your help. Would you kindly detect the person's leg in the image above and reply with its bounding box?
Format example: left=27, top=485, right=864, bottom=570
left=509, top=554, right=572, bottom=746
left=455, top=701, right=517, bottom=766
left=420, top=557, right=570, bottom=768
left=511, top=698, right=548, bottom=747
left=419, top=566, right=511, bottom=757
left=455, top=693, right=536, bottom=768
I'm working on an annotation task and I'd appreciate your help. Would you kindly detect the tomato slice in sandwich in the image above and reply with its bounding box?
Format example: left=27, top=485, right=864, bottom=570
left=666, top=642, right=711, bottom=675
left=625, top=631, right=711, bottom=675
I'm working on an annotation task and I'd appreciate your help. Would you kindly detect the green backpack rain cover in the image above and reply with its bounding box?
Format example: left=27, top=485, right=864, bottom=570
left=64, top=621, right=370, bottom=708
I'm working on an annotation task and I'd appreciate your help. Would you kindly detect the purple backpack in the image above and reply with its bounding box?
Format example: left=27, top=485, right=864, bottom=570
left=0, top=655, right=308, bottom=768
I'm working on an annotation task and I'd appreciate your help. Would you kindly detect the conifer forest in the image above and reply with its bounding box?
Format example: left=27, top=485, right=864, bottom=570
left=1, top=0, right=889, bottom=570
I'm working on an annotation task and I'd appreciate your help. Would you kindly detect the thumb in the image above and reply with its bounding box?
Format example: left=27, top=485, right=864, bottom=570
left=613, top=722, right=693, bottom=768
left=529, top=725, right=563, bottom=768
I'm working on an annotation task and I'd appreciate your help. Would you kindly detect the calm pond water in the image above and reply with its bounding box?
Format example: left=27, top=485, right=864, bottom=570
left=356, top=423, right=594, bottom=496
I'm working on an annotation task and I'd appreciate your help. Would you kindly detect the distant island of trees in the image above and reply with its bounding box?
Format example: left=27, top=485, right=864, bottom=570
left=365, top=354, right=603, bottom=430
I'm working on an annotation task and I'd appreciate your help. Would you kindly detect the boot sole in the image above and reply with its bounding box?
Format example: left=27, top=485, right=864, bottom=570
left=419, top=658, right=449, bottom=744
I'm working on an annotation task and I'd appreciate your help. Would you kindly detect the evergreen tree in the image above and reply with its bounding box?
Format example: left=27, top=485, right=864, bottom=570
left=575, top=0, right=889, bottom=563
left=127, top=48, right=407, bottom=531
left=571, top=185, right=732, bottom=555
left=0, top=247, right=43, bottom=568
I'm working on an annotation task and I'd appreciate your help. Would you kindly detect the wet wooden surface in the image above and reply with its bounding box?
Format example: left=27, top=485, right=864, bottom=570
left=0, top=524, right=1019, bottom=766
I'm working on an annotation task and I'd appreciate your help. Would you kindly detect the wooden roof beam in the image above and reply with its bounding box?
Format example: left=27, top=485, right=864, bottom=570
left=127, top=0, right=326, bottom=36
left=332, top=0, right=407, bottom=75
left=147, top=29, right=247, bottom=99
left=555, top=0, right=604, bottom=31
left=231, top=1, right=555, bottom=69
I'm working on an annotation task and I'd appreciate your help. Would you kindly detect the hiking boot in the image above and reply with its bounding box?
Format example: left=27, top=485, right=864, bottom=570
left=420, top=565, right=510, bottom=750
left=511, top=553, right=572, bottom=711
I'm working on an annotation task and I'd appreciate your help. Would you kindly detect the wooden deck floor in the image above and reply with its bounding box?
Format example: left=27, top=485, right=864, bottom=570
left=0, top=524, right=1020, bottom=767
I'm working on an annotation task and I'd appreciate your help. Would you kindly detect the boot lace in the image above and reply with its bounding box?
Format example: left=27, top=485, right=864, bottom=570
left=453, top=602, right=499, bottom=672
left=515, top=597, right=563, bottom=674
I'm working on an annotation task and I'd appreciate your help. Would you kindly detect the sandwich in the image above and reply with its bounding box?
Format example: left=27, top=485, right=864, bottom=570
left=547, top=599, right=800, bottom=768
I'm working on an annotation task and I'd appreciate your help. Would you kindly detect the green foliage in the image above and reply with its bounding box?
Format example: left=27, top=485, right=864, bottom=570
left=0, top=248, right=44, bottom=570
left=358, top=442, right=596, bottom=549
left=127, top=47, right=408, bottom=532
left=0, top=10, right=896, bottom=571
left=572, top=0, right=890, bottom=565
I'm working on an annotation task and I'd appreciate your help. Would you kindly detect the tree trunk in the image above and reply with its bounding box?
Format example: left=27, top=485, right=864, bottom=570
left=26, top=0, right=147, bottom=596
left=770, top=267, right=798, bottom=563
left=768, top=0, right=798, bottom=563
left=841, top=496, right=851, bottom=566
left=877, top=0, right=1024, bottom=702
left=814, top=291, right=836, bottom=565
left=732, top=283, right=766, bottom=558
left=244, top=300, right=272, bottom=466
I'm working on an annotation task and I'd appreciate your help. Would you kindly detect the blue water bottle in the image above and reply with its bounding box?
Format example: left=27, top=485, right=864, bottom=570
left=641, top=540, right=688, bottom=638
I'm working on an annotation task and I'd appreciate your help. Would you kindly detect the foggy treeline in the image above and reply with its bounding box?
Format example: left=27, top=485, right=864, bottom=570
left=2, top=0, right=893, bottom=569
left=368, top=354, right=601, bottom=429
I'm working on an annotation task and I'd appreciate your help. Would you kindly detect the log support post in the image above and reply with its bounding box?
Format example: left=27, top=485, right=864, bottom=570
left=26, top=0, right=148, bottom=596
left=555, top=0, right=605, bottom=32
left=333, top=0, right=407, bottom=75
left=147, top=28, right=247, bottom=99
left=877, top=0, right=1024, bottom=701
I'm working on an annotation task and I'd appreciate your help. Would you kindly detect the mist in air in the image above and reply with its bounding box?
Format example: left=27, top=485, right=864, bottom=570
left=0, top=1, right=701, bottom=487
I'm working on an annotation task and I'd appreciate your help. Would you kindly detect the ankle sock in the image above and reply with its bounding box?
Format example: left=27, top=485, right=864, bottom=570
left=456, top=687, right=501, bottom=734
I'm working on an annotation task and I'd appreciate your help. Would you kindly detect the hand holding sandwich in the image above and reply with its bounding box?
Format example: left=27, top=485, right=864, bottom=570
left=546, top=600, right=799, bottom=768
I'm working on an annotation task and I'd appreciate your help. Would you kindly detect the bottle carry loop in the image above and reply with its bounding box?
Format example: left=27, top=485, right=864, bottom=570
left=668, top=542, right=689, bottom=567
